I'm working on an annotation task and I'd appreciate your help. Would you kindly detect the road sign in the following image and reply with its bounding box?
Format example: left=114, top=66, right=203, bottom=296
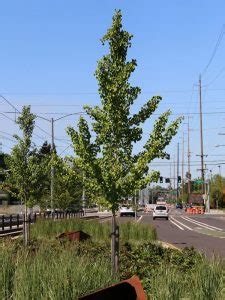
left=194, top=180, right=204, bottom=184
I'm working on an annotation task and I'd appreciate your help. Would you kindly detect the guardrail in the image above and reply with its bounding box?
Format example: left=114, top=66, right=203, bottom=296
left=0, top=214, right=23, bottom=231
left=0, top=210, right=85, bottom=236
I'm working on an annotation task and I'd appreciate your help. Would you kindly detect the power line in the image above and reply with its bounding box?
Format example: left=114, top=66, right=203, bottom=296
left=0, top=89, right=195, bottom=95
left=202, top=24, right=225, bottom=77
left=3, top=109, right=225, bottom=116
left=0, top=94, right=20, bottom=113
left=204, top=66, right=225, bottom=87
left=0, top=112, right=15, bottom=122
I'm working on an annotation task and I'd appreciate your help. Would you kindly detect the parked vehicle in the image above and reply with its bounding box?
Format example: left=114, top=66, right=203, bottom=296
left=153, top=205, right=169, bottom=220
left=119, top=206, right=135, bottom=217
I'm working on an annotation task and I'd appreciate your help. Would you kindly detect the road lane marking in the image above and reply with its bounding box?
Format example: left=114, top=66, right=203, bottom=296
left=169, top=219, right=184, bottom=230
left=171, top=216, right=193, bottom=231
left=137, top=215, right=143, bottom=223
left=181, top=216, right=223, bottom=231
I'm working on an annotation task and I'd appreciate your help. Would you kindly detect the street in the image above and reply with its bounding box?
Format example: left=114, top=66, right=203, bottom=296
left=118, top=208, right=225, bottom=257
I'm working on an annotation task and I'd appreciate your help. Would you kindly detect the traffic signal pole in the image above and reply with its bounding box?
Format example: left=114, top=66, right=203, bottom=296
left=51, top=118, right=54, bottom=212
left=177, top=143, right=179, bottom=201
left=199, top=75, right=205, bottom=194
left=182, top=132, right=184, bottom=201
left=187, top=117, right=191, bottom=197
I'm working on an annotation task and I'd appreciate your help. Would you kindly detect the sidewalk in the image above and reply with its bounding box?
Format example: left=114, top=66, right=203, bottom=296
left=82, top=211, right=112, bottom=220
left=204, top=209, right=225, bottom=215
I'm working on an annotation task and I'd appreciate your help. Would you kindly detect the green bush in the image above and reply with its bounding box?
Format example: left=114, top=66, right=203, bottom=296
left=120, top=242, right=224, bottom=299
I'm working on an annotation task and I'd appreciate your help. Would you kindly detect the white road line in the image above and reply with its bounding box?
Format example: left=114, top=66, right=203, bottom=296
left=171, top=216, right=193, bottom=231
left=169, top=219, right=184, bottom=230
left=181, top=216, right=223, bottom=231
left=137, top=215, right=143, bottom=223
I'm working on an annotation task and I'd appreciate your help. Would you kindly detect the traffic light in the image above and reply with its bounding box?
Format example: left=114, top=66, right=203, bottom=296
left=159, top=176, right=163, bottom=183
left=165, top=178, right=170, bottom=183
left=178, top=176, right=181, bottom=183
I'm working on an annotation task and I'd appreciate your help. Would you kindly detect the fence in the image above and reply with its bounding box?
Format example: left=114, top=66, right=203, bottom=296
left=0, top=214, right=23, bottom=232
left=0, top=210, right=84, bottom=234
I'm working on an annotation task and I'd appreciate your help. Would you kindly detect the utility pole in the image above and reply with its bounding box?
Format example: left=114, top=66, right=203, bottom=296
left=50, top=118, right=54, bottom=212
left=82, top=171, right=86, bottom=214
left=177, top=143, right=180, bottom=201
left=173, top=155, right=176, bottom=199
left=187, top=117, right=191, bottom=197
left=199, top=75, right=205, bottom=193
left=134, top=190, right=137, bottom=220
left=182, top=132, right=185, bottom=201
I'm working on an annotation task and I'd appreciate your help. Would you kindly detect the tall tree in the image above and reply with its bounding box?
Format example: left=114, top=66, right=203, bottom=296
left=67, top=10, right=182, bottom=273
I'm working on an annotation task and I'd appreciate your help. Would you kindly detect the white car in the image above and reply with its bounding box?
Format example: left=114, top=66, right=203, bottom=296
left=119, top=206, right=135, bottom=217
left=153, top=205, right=169, bottom=220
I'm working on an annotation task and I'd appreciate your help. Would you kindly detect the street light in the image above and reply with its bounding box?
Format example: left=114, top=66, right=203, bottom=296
left=36, top=112, right=84, bottom=212
left=218, top=165, right=222, bottom=176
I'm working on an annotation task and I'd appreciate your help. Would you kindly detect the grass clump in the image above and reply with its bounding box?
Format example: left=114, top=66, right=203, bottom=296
left=0, top=219, right=224, bottom=299
left=120, top=242, right=225, bottom=299
left=0, top=240, right=115, bottom=300
left=31, top=218, right=157, bottom=244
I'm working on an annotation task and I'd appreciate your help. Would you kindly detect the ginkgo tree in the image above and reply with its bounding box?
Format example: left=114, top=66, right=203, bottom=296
left=6, top=106, right=44, bottom=245
left=67, top=10, right=182, bottom=273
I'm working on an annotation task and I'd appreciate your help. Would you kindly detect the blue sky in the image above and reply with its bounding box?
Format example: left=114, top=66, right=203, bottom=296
left=1, top=1, right=225, bottom=184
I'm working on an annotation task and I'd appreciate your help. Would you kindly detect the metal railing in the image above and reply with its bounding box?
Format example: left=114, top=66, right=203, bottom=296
left=0, top=210, right=84, bottom=235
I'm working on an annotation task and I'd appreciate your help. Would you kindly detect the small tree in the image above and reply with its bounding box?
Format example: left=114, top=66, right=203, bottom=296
left=6, top=106, right=40, bottom=245
left=210, top=174, right=224, bottom=208
left=67, top=10, right=182, bottom=273
left=51, top=155, right=83, bottom=210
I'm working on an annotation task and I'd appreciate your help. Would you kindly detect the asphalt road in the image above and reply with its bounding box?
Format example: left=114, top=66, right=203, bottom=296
left=118, top=208, right=225, bottom=257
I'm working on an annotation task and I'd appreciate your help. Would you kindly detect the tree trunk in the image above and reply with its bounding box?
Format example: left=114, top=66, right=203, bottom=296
left=23, top=202, right=29, bottom=246
left=111, top=212, right=119, bottom=275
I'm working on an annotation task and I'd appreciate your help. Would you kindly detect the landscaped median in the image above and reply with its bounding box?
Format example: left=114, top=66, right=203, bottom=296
left=0, top=218, right=224, bottom=299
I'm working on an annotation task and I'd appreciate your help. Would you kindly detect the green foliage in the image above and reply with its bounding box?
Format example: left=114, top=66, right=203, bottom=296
left=0, top=240, right=115, bottom=300
left=31, top=218, right=157, bottom=244
left=67, top=10, right=182, bottom=212
left=120, top=242, right=224, bottom=299
left=210, top=174, right=224, bottom=208
left=0, top=236, right=224, bottom=299
left=5, top=106, right=43, bottom=207
left=50, top=155, right=83, bottom=209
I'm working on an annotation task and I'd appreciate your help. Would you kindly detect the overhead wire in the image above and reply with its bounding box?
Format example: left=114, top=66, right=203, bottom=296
left=201, top=24, right=225, bottom=77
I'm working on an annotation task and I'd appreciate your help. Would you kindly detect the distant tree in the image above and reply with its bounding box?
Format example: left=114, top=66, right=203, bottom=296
left=210, top=174, right=224, bottom=208
left=39, top=141, right=51, bottom=156
left=67, top=10, right=182, bottom=273
left=0, top=153, right=9, bottom=183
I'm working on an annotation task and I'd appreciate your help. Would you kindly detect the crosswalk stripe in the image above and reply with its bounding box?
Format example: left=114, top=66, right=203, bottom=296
left=171, top=216, right=193, bottom=231
left=181, top=216, right=223, bottom=231
left=169, top=218, right=184, bottom=230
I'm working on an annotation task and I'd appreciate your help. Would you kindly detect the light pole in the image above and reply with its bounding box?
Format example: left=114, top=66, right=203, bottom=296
left=218, top=165, right=221, bottom=177
left=82, top=171, right=86, bottom=215
left=134, top=190, right=137, bottom=221
left=177, top=142, right=180, bottom=201
left=36, top=112, right=83, bottom=211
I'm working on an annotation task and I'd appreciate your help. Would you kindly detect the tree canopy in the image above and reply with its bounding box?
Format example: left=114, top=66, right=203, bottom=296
left=68, top=10, right=182, bottom=212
